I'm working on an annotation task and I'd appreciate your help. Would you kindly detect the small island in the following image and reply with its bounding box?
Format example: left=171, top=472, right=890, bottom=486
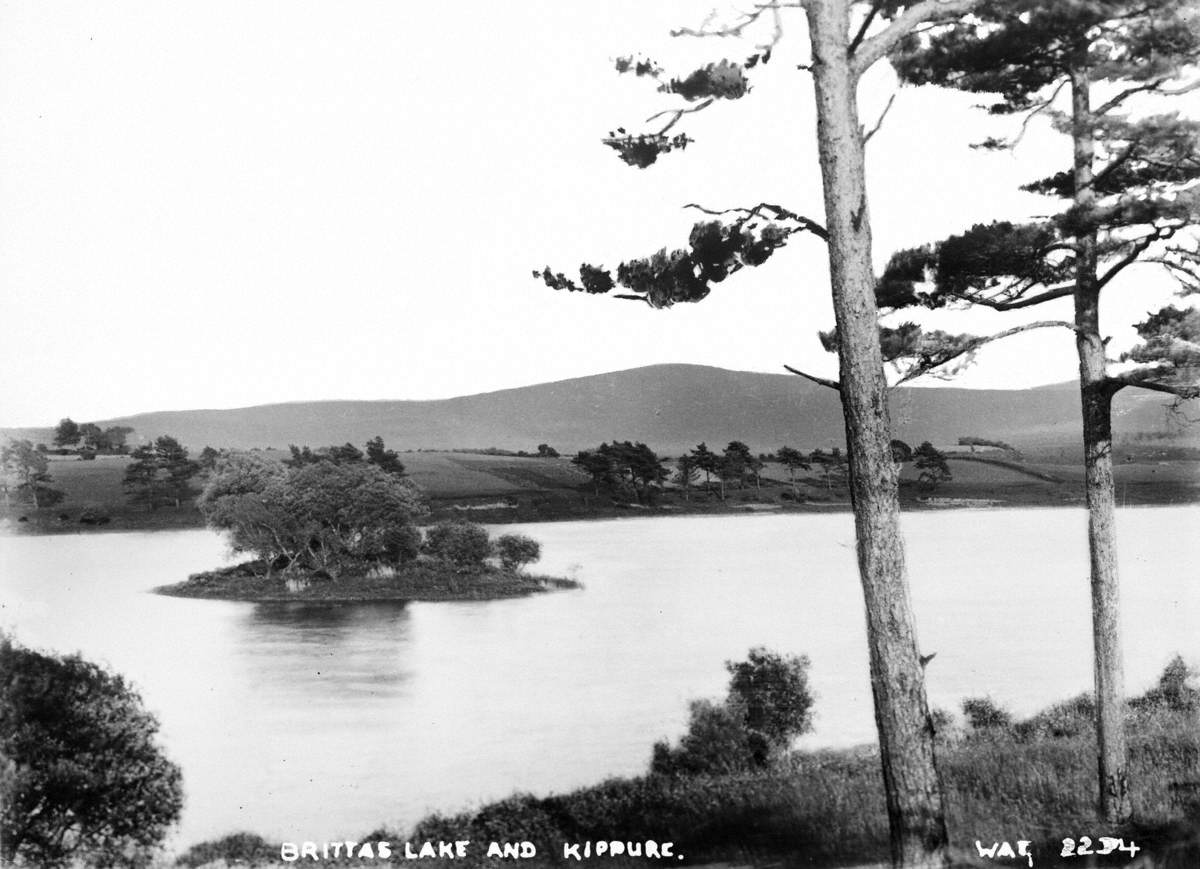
left=156, top=561, right=579, bottom=603
left=155, top=442, right=578, bottom=603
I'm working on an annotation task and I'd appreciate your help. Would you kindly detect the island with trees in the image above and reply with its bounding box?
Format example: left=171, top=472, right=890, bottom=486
left=155, top=441, right=577, bottom=603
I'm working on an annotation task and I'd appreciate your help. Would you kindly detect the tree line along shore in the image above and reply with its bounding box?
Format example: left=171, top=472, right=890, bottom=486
left=3, top=424, right=1197, bottom=536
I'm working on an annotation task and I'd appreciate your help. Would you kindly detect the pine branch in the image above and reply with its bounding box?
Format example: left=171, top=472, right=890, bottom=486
left=682, top=202, right=829, bottom=241
left=953, top=282, right=1076, bottom=311
left=1108, top=369, right=1200, bottom=399
left=1093, top=77, right=1200, bottom=118
left=890, top=320, right=1076, bottom=385
left=783, top=364, right=840, bottom=392
left=1093, top=78, right=1169, bottom=117
left=851, top=0, right=982, bottom=77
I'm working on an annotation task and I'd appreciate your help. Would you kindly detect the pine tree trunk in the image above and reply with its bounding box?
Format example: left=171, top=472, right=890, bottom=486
left=1070, top=69, right=1130, bottom=825
left=807, top=3, right=948, bottom=866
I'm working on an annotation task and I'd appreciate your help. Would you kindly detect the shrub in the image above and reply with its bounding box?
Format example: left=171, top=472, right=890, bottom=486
left=381, top=524, right=423, bottom=564
left=1132, top=655, right=1200, bottom=713
left=652, top=648, right=814, bottom=775
left=0, top=634, right=183, bottom=867
left=962, top=696, right=1013, bottom=733
left=175, top=832, right=275, bottom=868
left=727, top=647, right=815, bottom=764
left=1014, top=693, right=1094, bottom=741
left=651, top=700, right=756, bottom=776
left=494, top=533, right=541, bottom=572
left=424, top=521, right=492, bottom=569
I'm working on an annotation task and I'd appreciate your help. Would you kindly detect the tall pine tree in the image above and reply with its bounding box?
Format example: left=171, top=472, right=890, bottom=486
left=889, top=0, right=1200, bottom=824
left=536, top=4, right=988, bottom=865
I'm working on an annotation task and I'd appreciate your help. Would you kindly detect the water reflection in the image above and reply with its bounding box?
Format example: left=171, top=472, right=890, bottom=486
left=235, top=602, right=415, bottom=705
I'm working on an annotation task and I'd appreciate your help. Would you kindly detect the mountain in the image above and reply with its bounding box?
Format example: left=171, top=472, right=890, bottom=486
left=6, top=364, right=1196, bottom=454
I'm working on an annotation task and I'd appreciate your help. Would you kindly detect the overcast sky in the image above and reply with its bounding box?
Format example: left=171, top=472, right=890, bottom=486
left=1, top=1, right=1192, bottom=426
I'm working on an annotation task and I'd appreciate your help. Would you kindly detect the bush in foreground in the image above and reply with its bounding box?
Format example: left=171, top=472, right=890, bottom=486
left=652, top=647, right=813, bottom=775
left=1, top=634, right=183, bottom=868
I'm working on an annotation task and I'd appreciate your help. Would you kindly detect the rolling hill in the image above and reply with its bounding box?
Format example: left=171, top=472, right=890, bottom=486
left=6, top=364, right=1197, bottom=455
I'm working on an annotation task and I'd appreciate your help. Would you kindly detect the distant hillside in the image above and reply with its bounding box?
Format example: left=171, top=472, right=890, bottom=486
left=6, top=364, right=1197, bottom=454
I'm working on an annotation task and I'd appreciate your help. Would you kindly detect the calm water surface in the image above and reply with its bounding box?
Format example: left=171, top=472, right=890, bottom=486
left=1, top=507, right=1197, bottom=848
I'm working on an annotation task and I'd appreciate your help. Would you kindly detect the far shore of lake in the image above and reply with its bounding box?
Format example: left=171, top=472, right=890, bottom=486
left=154, top=561, right=581, bottom=603
left=5, top=474, right=1198, bottom=538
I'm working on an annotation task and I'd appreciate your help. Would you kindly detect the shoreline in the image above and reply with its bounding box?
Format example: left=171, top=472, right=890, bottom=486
left=154, top=561, right=582, bottom=604
left=3, top=485, right=1198, bottom=538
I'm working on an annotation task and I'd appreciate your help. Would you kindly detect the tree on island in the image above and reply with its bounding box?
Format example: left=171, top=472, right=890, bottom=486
left=890, top=1, right=1200, bottom=822
left=423, top=520, right=493, bottom=570
left=123, top=436, right=200, bottom=510
left=198, top=453, right=426, bottom=577
left=0, top=634, right=183, bottom=868
left=533, top=4, right=1001, bottom=861
left=1, top=440, right=64, bottom=509
left=494, top=533, right=542, bottom=573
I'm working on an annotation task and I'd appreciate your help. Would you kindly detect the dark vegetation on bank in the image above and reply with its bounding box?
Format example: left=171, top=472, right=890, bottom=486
left=176, top=655, right=1200, bottom=869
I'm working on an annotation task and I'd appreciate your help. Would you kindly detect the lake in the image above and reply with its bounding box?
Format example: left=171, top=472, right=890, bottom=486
left=1, top=506, right=1197, bottom=850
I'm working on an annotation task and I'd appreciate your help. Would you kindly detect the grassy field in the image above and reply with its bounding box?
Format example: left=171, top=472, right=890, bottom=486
left=4, top=451, right=1197, bottom=534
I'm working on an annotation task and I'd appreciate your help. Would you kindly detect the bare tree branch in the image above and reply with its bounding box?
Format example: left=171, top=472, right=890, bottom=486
left=849, top=2, right=882, bottom=55
left=670, top=1, right=801, bottom=51
left=1009, top=78, right=1069, bottom=148
left=1160, top=77, right=1200, bottom=96
left=863, top=92, right=897, bottom=145
left=1108, top=369, right=1200, bottom=399
left=783, top=364, right=840, bottom=391
left=890, top=320, right=1077, bottom=385
left=851, top=0, right=982, bottom=77
left=646, top=98, right=715, bottom=134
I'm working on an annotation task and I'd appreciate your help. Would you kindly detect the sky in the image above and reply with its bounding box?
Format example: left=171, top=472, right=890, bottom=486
left=1, top=1, right=1194, bottom=426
